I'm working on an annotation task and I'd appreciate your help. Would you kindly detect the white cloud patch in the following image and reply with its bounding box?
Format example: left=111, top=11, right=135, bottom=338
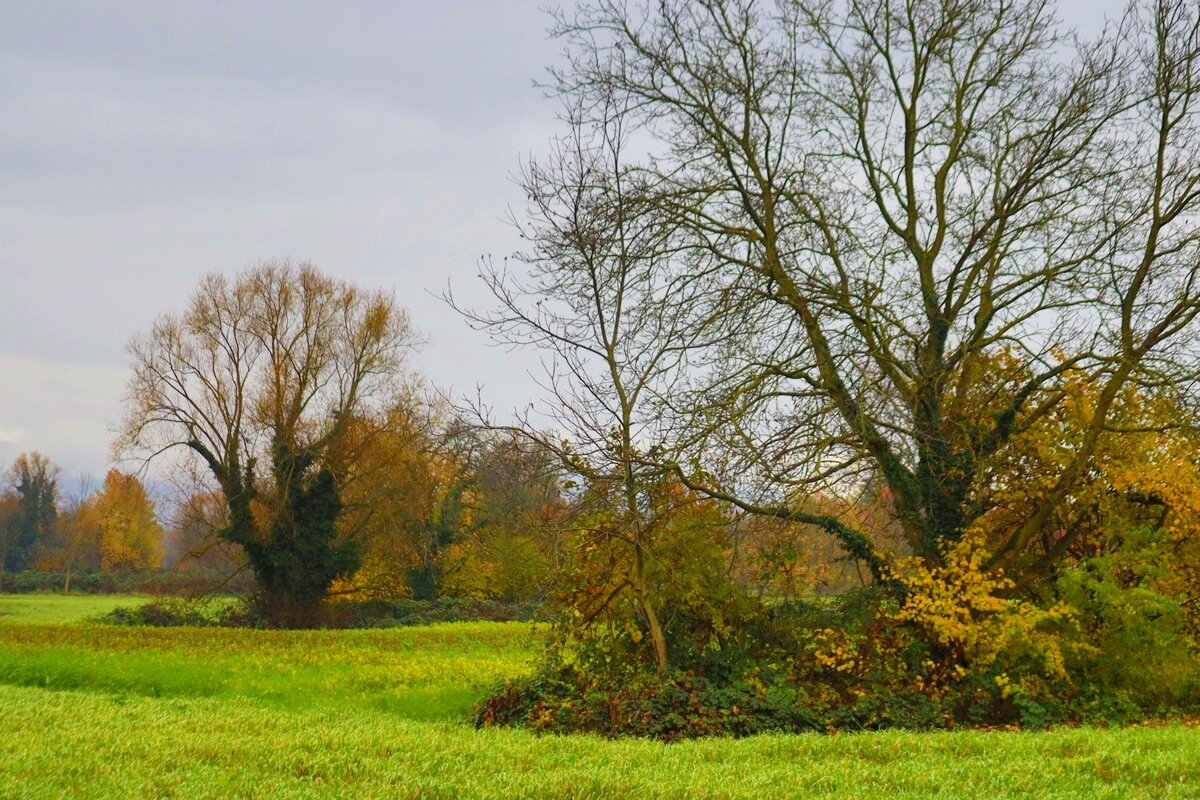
left=0, top=427, right=24, bottom=444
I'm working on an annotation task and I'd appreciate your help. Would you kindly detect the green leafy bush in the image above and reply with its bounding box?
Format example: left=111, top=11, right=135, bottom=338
left=98, top=599, right=225, bottom=627
left=477, top=576, right=1200, bottom=739
left=1056, top=526, right=1200, bottom=714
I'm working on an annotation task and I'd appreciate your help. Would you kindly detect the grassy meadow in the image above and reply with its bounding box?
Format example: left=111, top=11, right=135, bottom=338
left=0, top=594, right=1197, bottom=799
left=0, top=593, right=155, bottom=625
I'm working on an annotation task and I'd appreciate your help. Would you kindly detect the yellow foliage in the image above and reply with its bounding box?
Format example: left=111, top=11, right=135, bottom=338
left=959, top=359, right=1200, bottom=634
left=330, top=551, right=414, bottom=601
left=808, top=628, right=860, bottom=675
left=894, top=531, right=1070, bottom=682
left=94, top=469, right=164, bottom=572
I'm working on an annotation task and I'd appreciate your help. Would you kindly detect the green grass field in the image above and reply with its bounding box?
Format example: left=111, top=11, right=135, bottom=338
left=0, top=592, right=155, bottom=624
left=0, top=594, right=1197, bottom=799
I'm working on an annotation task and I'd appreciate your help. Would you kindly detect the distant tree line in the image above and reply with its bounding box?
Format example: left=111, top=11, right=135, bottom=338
left=1, top=454, right=162, bottom=588
left=84, top=264, right=863, bottom=628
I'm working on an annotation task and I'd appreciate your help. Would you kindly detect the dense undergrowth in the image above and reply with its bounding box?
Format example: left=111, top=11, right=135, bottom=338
left=0, top=569, right=255, bottom=596
left=96, top=596, right=548, bottom=629
left=479, top=574, right=1200, bottom=739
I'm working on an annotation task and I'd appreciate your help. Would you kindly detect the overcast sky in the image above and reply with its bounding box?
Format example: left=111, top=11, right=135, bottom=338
left=0, top=0, right=1120, bottom=481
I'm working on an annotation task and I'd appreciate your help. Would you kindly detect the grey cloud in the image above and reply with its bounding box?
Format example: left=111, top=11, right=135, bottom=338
left=0, top=0, right=1125, bottom=478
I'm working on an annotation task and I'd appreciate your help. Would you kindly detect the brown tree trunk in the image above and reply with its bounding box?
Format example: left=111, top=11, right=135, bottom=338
left=632, top=541, right=667, bottom=674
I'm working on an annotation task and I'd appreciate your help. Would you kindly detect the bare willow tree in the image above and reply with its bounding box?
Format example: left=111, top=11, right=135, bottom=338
left=451, top=92, right=718, bottom=672
left=540, top=0, right=1200, bottom=587
left=120, top=262, right=419, bottom=623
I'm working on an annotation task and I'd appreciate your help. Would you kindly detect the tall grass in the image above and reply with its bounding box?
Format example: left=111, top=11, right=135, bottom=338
left=0, top=616, right=539, bottom=720
left=3, top=685, right=1198, bottom=799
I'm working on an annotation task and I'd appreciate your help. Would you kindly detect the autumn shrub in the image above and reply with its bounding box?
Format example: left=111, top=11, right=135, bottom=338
left=478, top=529, right=1200, bottom=739
left=477, top=594, right=940, bottom=738
left=98, top=598, right=226, bottom=627
left=479, top=602, right=1039, bottom=738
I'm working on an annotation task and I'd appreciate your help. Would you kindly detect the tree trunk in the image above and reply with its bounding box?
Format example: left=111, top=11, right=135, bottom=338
left=637, top=590, right=668, bottom=675
left=632, top=539, right=667, bottom=674
left=256, top=591, right=324, bottom=628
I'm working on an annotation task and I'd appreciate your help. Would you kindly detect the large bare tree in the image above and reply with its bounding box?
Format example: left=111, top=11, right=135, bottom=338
left=543, top=0, right=1200, bottom=586
left=119, top=262, right=419, bottom=623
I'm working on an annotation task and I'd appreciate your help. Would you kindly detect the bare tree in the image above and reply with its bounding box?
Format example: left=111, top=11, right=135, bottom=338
left=450, top=90, right=718, bottom=671
left=119, top=261, right=420, bottom=624
left=542, top=0, right=1200, bottom=587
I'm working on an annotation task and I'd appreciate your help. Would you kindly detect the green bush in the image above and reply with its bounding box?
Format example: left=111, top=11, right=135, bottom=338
left=1055, top=527, right=1200, bottom=714
left=98, top=598, right=226, bottom=627
left=476, top=579, right=1200, bottom=739
left=97, top=595, right=549, bottom=630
